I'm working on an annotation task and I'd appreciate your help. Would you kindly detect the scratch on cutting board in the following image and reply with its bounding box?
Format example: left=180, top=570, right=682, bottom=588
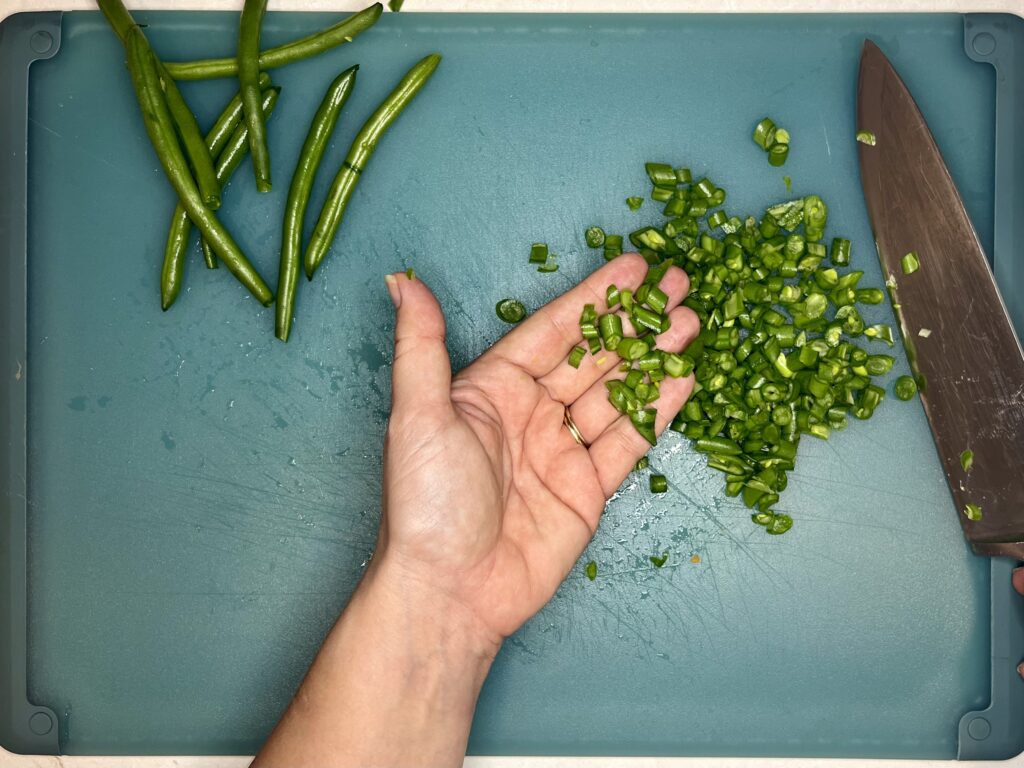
left=29, top=118, right=63, bottom=140
left=822, top=122, right=832, bottom=158
left=14, top=360, right=22, bottom=381
left=29, top=118, right=130, bottom=178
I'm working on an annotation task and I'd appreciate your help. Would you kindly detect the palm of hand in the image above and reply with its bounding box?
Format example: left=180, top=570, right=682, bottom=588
left=380, top=255, right=698, bottom=643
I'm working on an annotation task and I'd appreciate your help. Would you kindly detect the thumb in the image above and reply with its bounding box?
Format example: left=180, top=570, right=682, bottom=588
left=385, top=271, right=452, bottom=416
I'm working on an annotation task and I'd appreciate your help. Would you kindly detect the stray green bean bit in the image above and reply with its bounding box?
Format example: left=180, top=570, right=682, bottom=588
left=585, top=560, right=598, bottom=580
left=650, top=474, right=668, bottom=493
left=649, top=552, right=669, bottom=568
left=766, top=513, right=794, bottom=535
left=634, top=456, right=650, bottom=472
left=585, top=226, right=606, bottom=248
left=894, top=375, right=918, bottom=401
left=856, top=130, right=877, bottom=146
left=627, top=196, right=644, bottom=211
left=865, top=324, right=895, bottom=346
left=768, top=144, right=789, bottom=167
left=753, top=117, right=777, bottom=150
left=529, top=242, right=548, bottom=264
left=495, top=298, right=526, bottom=324
left=568, top=346, right=586, bottom=369
left=960, top=449, right=974, bottom=473
left=964, top=503, right=983, bottom=522
left=901, top=251, right=921, bottom=275
left=537, top=254, right=559, bottom=273
left=405, top=267, right=415, bottom=280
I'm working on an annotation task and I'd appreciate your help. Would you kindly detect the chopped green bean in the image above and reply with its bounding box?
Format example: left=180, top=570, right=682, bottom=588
left=649, top=552, right=668, bottom=568
left=585, top=226, right=606, bottom=248
left=496, top=298, right=526, bottom=324
left=963, top=504, right=983, bottom=521
left=585, top=560, right=598, bottom=580
left=768, top=143, right=789, bottom=167
left=650, top=475, right=668, bottom=493
left=856, top=130, right=877, bottom=146
left=960, top=449, right=974, bottom=473
left=537, top=255, right=559, bottom=273
left=550, top=156, right=898, bottom=536
left=894, top=375, right=917, bottom=400
left=865, top=324, right=895, bottom=347
left=753, top=117, right=777, bottom=150
left=901, top=251, right=921, bottom=275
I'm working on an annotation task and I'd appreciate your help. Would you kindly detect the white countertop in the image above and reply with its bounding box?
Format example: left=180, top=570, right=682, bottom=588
left=0, top=0, right=1021, bottom=765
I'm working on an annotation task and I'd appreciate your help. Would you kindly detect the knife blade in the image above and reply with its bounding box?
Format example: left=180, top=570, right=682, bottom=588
left=857, top=39, right=1024, bottom=558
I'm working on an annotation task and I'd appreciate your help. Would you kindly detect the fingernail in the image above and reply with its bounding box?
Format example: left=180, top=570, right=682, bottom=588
left=1018, top=661, right=1024, bottom=679
left=384, top=274, right=401, bottom=308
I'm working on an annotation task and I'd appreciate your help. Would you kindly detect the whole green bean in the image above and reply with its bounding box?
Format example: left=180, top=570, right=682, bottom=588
left=158, top=69, right=221, bottom=208
left=199, top=229, right=217, bottom=272
left=125, top=27, right=273, bottom=306
left=161, top=78, right=274, bottom=309
left=304, top=53, right=441, bottom=279
left=98, top=0, right=221, bottom=208
left=277, top=66, right=359, bottom=342
left=197, top=71, right=271, bottom=269
left=163, top=4, right=383, bottom=81
left=206, top=73, right=272, bottom=158
left=96, top=0, right=133, bottom=40
left=239, top=0, right=272, bottom=193
left=199, top=89, right=283, bottom=270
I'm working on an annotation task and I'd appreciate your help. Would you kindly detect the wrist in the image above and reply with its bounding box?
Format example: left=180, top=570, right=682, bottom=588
left=338, top=552, right=500, bottom=728
left=252, top=553, right=501, bottom=768
left=360, top=553, right=503, bottom=665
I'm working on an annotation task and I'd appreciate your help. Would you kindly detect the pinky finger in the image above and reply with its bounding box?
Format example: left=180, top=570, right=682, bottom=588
left=587, top=374, right=695, bottom=497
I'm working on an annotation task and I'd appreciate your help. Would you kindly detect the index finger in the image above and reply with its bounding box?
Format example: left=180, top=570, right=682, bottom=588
left=487, top=253, right=650, bottom=378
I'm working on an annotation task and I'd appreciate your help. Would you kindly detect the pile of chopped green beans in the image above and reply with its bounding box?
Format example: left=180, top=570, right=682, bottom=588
left=98, top=0, right=440, bottom=342
left=569, top=160, right=915, bottom=535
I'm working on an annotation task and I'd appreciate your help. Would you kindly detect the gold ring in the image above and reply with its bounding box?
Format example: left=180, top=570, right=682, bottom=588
left=563, top=407, right=588, bottom=448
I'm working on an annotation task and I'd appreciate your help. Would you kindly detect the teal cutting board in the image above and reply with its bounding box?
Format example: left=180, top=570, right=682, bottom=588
left=2, top=8, right=1022, bottom=759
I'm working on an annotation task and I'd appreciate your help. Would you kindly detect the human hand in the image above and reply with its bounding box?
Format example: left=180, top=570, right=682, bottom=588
left=375, top=254, right=700, bottom=649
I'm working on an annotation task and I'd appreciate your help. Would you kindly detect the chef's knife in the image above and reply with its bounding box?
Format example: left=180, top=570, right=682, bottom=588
left=857, top=40, right=1024, bottom=558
